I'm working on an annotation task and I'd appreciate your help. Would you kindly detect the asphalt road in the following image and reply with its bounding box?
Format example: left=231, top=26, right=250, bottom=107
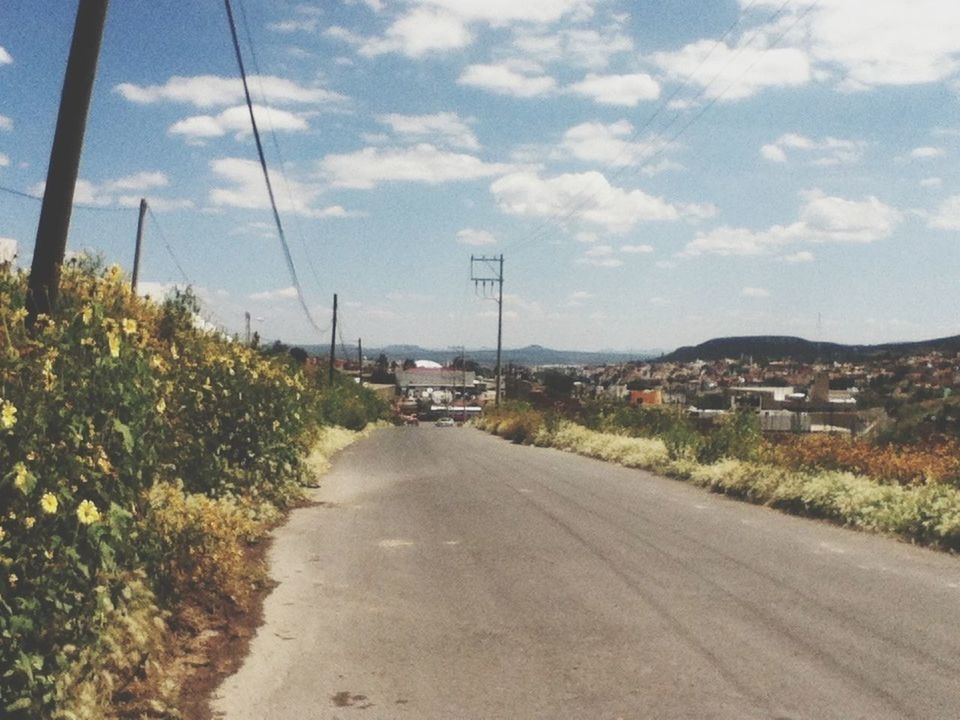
left=212, top=426, right=960, bottom=719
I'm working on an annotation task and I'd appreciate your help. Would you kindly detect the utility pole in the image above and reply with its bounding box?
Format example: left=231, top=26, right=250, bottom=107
left=130, top=198, right=147, bottom=293
left=328, top=293, right=338, bottom=385
left=244, top=311, right=251, bottom=345
left=27, top=0, right=110, bottom=323
left=471, top=254, right=504, bottom=406
left=357, top=338, right=363, bottom=386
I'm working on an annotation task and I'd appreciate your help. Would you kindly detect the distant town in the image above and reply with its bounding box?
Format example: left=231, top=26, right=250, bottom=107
left=287, top=334, right=960, bottom=443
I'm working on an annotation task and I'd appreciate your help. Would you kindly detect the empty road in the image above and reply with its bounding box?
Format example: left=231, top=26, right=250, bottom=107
left=213, top=426, right=960, bottom=719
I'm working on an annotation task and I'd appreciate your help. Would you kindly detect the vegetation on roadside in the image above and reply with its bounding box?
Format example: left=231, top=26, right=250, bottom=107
left=0, top=259, right=385, bottom=718
left=475, top=403, right=960, bottom=550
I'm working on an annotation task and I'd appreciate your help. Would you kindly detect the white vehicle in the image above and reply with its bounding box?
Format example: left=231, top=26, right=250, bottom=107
left=435, top=417, right=455, bottom=427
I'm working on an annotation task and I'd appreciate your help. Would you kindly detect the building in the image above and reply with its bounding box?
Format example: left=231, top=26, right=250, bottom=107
left=395, top=367, right=478, bottom=398
left=629, top=389, right=663, bottom=406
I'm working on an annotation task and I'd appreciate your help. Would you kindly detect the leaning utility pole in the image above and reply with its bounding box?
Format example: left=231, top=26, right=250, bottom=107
left=27, top=0, right=110, bottom=323
left=130, top=198, right=147, bottom=292
left=471, top=254, right=504, bottom=406
left=328, top=293, right=338, bottom=384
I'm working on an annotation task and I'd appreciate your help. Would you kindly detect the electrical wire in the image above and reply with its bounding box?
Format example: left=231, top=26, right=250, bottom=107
left=146, top=205, right=192, bottom=285
left=235, top=0, right=328, bottom=297
left=503, top=0, right=805, bottom=256
left=0, top=182, right=133, bottom=212
left=223, top=0, right=326, bottom=338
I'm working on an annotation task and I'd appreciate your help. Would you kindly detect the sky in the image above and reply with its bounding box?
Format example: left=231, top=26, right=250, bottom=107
left=1, top=0, right=960, bottom=353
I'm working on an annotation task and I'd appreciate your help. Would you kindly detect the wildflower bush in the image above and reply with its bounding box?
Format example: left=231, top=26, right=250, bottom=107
left=0, top=260, right=383, bottom=717
left=762, top=434, right=960, bottom=487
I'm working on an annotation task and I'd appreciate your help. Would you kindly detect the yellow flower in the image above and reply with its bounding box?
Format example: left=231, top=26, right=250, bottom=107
left=40, top=492, right=58, bottom=514
left=97, top=451, right=113, bottom=474
left=156, top=397, right=166, bottom=414
left=150, top=355, right=166, bottom=371
left=76, top=500, right=101, bottom=525
left=11, top=307, right=27, bottom=323
left=7, top=573, right=16, bottom=587
left=0, top=525, right=5, bottom=542
left=170, top=343, right=179, bottom=360
left=122, top=318, right=137, bottom=336
left=23, top=516, right=35, bottom=529
left=1, top=400, right=17, bottom=429
left=107, top=331, right=120, bottom=358
left=82, top=305, right=93, bottom=325
left=13, top=463, right=29, bottom=492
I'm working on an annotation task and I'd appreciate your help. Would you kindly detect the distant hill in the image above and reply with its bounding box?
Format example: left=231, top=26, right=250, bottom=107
left=299, top=343, right=657, bottom=366
left=660, top=334, right=960, bottom=363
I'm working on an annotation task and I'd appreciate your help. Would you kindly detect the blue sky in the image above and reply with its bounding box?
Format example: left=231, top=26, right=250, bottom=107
left=2, top=0, right=960, bottom=352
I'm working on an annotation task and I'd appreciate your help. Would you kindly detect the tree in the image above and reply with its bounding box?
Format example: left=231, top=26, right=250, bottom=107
left=402, top=358, right=415, bottom=370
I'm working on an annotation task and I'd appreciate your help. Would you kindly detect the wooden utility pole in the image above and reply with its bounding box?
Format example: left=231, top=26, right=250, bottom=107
left=470, top=254, right=505, bottom=406
left=130, top=198, right=147, bottom=292
left=27, top=0, right=110, bottom=323
left=357, top=338, right=363, bottom=386
left=328, top=293, right=338, bottom=384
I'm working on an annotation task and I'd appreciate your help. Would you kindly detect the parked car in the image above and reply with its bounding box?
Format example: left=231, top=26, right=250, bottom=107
left=435, top=417, right=455, bottom=427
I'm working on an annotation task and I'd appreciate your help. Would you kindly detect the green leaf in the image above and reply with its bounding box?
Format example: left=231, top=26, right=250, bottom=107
left=113, top=418, right=134, bottom=453
left=5, top=697, right=32, bottom=712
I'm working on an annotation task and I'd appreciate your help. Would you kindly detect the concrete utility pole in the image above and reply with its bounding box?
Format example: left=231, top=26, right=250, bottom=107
left=329, top=293, right=338, bottom=385
left=357, top=338, right=363, bottom=386
left=27, top=0, right=110, bottom=323
left=245, top=311, right=251, bottom=345
left=130, top=198, right=147, bottom=293
left=471, top=255, right=504, bottom=407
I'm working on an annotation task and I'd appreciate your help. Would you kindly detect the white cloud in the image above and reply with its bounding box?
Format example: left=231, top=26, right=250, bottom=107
left=30, top=172, right=189, bottom=209
left=760, top=144, right=787, bottom=163
left=803, top=0, right=960, bottom=88
left=456, top=228, right=497, bottom=245
left=421, top=0, right=595, bottom=24
left=683, top=189, right=901, bottom=257
left=114, top=74, right=345, bottom=108
left=103, top=171, right=169, bottom=192
left=0, top=114, right=11, bottom=131
left=0, top=153, right=8, bottom=167
left=577, top=244, right=623, bottom=268
left=567, top=73, right=660, bottom=106
left=920, top=177, right=942, bottom=189
left=363, top=7, right=472, bottom=57
left=169, top=105, right=309, bottom=142
left=267, top=6, right=324, bottom=33
left=118, top=195, right=195, bottom=212
left=0, top=46, right=11, bottom=65
left=376, top=112, right=479, bottom=150
left=0, top=237, right=17, bottom=262
left=909, top=146, right=945, bottom=159
left=741, top=287, right=769, bottom=298
left=210, top=157, right=355, bottom=218
left=570, top=290, right=593, bottom=300
left=783, top=250, right=814, bottom=263
left=929, top=195, right=960, bottom=230
left=458, top=63, right=556, bottom=98
left=649, top=296, right=668, bottom=306
left=512, top=27, right=633, bottom=70
left=249, top=286, right=298, bottom=302
left=559, top=120, right=673, bottom=167
left=652, top=40, right=811, bottom=101
left=761, top=133, right=865, bottom=165
left=320, top=143, right=514, bottom=189
left=620, top=244, right=654, bottom=254
left=491, top=170, right=710, bottom=234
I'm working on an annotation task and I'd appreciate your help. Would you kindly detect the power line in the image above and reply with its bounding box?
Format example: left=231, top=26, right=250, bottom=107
left=0, top=182, right=133, bottom=212
left=504, top=0, right=803, bottom=256
left=222, top=0, right=326, bottom=338
left=235, top=0, right=328, bottom=297
left=145, top=205, right=192, bottom=285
